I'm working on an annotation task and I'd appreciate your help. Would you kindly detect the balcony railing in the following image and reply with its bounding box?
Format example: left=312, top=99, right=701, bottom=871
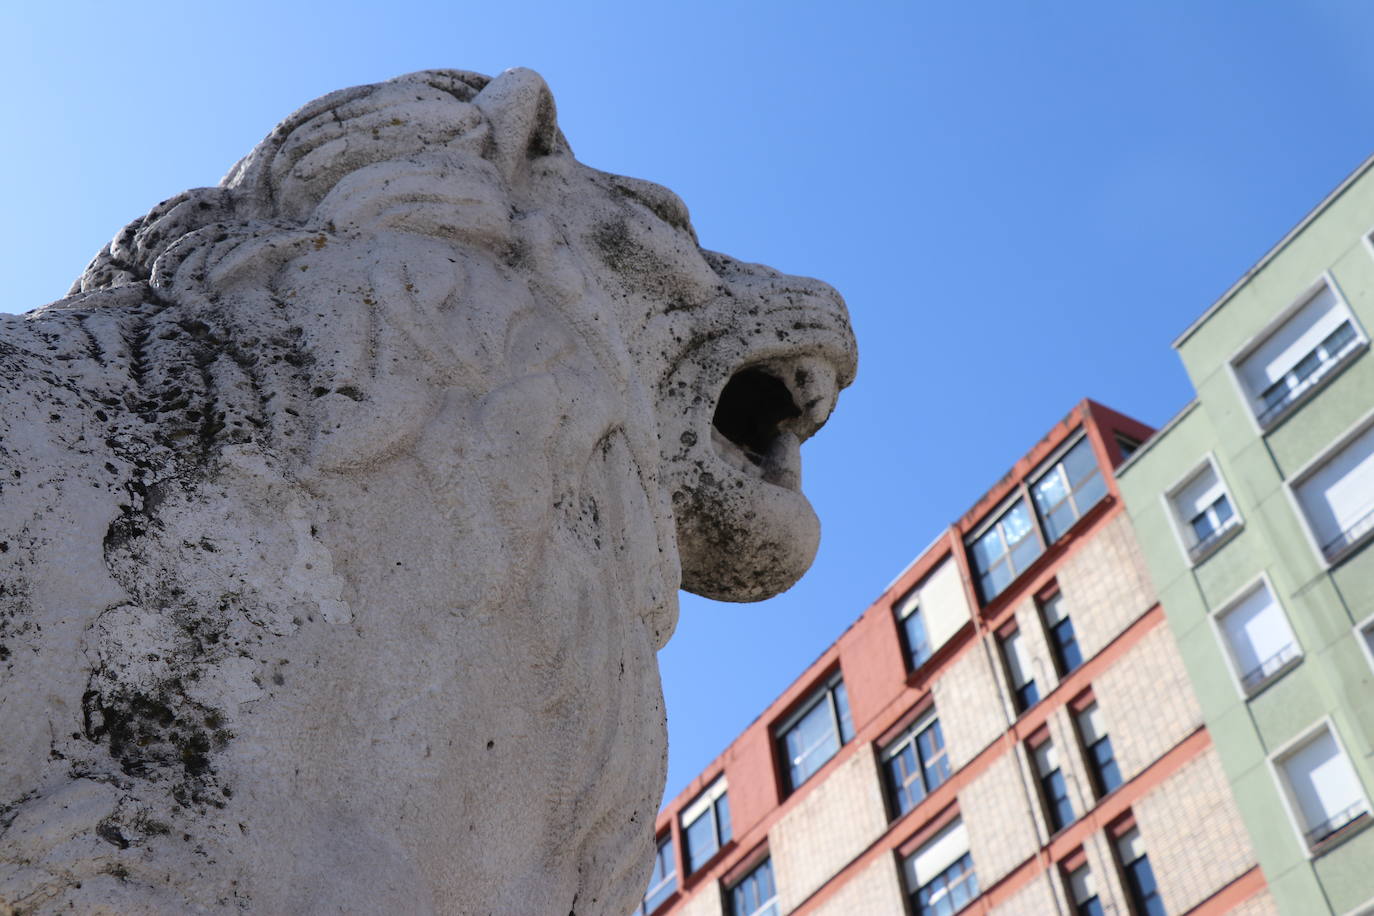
left=1305, top=802, right=1369, bottom=847
left=1239, top=643, right=1300, bottom=693
left=1188, top=516, right=1241, bottom=562
left=1321, top=502, right=1374, bottom=562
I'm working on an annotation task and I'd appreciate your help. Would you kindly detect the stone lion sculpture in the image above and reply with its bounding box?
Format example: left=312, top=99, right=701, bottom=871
left=0, top=68, right=856, bottom=914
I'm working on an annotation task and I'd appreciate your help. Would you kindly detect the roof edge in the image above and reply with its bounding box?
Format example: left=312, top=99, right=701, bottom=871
left=1172, top=149, right=1374, bottom=350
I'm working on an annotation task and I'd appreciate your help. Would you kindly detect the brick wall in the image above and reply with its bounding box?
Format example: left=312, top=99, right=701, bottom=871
left=806, top=853, right=907, bottom=916
left=1229, top=889, right=1280, bottom=916
left=988, top=873, right=1059, bottom=916
left=770, top=743, right=889, bottom=911
left=1134, top=747, right=1259, bottom=914
left=674, top=880, right=723, bottom=916
left=934, top=642, right=1009, bottom=770
left=959, top=747, right=1041, bottom=886
left=1056, top=512, right=1157, bottom=660
left=1093, top=623, right=1203, bottom=782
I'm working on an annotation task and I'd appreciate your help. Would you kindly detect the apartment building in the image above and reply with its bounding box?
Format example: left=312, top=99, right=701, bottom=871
left=1115, top=154, right=1374, bottom=915
left=633, top=401, right=1270, bottom=916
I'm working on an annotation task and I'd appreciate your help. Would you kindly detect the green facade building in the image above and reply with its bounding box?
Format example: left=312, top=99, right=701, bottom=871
left=1116, top=155, right=1374, bottom=915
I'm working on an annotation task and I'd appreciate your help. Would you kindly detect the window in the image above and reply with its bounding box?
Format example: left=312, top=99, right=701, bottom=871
left=1031, top=435, right=1109, bottom=542
left=728, top=857, right=778, bottom=916
left=968, top=498, right=1043, bottom=602
left=1274, top=723, right=1371, bottom=850
left=1075, top=701, right=1123, bottom=797
left=902, top=819, right=979, bottom=916
left=1167, top=459, right=1240, bottom=563
left=1234, top=281, right=1365, bottom=427
left=681, top=777, right=731, bottom=873
left=999, top=627, right=1039, bottom=713
left=1360, top=617, right=1374, bottom=671
left=1215, top=579, right=1300, bottom=695
left=1115, top=433, right=1143, bottom=461
left=1114, top=825, right=1165, bottom=916
left=638, top=833, right=677, bottom=914
left=776, top=673, right=854, bottom=791
left=1293, top=421, right=1374, bottom=563
left=1041, top=590, right=1083, bottom=676
left=1031, top=738, right=1075, bottom=832
left=1064, top=862, right=1104, bottom=916
left=896, top=587, right=934, bottom=670
left=882, top=708, right=951, bottom=817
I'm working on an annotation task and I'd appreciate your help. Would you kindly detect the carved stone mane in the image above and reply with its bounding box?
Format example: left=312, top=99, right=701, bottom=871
left=0, top=68, right=855, bottom=914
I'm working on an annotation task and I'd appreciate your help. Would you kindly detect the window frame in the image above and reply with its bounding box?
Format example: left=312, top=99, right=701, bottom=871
left=1062, top=858, right=1105, bottom=916
left=880, top=705, right=952, bottom=819
left=639, top=831, right=678, bottom=914
left=1356, top=610, right=1374, bottom=675
left=1110, top=821, right=1165, bottom=916
left=726, top=855, right=778, bottom=916
left=1028, top=431, right=1110, bottom=545
left=966, top=492, right=1046, bottom=603
left=1029, top=733, right=1075, bottom=834
left=1226, top=272, right=1369, bottom=433
left=998, top=625, right=1040, bottom=714
left=1038, top=587, right=1083, bottom=677
left=1207, top=573, right=1303, bottom=698
left=894, top=585, right=934, bottom=671
left=1267, top=716, right=1373, bottom=857
left=1160, top=453, right=1244, bottom=567
left=774, top=671, right=855, bottom=793
left=900, top=816, right=980, bottom=916
left=1283, top=405, right=1374, bottom=568
left=680, top=775, right=732, bottom=875
left=1073, top=697, right=1123, bottom=799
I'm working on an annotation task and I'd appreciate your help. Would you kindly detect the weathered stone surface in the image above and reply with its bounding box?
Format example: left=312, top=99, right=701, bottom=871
left=0, top=69, right=856, bottom=913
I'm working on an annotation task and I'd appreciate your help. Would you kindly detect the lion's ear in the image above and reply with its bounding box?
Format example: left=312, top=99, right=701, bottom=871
left=475, top=67, right=560, bottom=182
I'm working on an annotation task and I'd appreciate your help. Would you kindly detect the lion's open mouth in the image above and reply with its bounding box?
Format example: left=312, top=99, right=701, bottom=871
left=709, top=365, right=814, bottom=491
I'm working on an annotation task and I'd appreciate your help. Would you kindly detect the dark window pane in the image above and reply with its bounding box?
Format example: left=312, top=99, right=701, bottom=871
left=683, top=810, right=717, bottom=872
left=834, top=681, right=855, bottom=744
left=1126, top=857, right=1166, bottom=916
left=1091, top=738, right=1123, bottom=794
left=1074, top=471, right=1108, bottom=515
left=715, top=794, right=731, bottom=846
left=903, top=609, right=933, bottom=668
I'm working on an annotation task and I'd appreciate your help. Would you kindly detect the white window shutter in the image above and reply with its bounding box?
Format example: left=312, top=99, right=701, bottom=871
left=905, top=819, right=969, bottom=888
left=1283, top=729, right=1366, bottom=830
left=1174, top=465, right=1225, bottom=520
left=1297, top=425, right=1374, bottom=548
left=1239, top=284, right=1349, bottom=394
left=1220, top=584, right=1295, bottom=675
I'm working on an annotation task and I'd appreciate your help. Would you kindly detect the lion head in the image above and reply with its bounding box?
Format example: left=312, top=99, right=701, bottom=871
left=0, top=68, right=855, bottom=913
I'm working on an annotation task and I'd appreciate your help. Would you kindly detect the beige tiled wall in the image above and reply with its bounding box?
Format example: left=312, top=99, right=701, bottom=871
left=807, top=853, right=907, bottom=916
left=1134, top=747, right=1259, bottom=914
left=1056, top=512, right=1158, bottom=659
left=1093, top=623, right=1203, bottom=782
left=674, top=880, right=723, bottom=916
left=1229, top=890, right=1280, bottom=916
left=770, top=743, right=889, bottom=912
left=959, top=748, right=1041, bottom=886
left=988, top=873, right=1059, bottom=916
left=933, top=642, right=1009, bottom=770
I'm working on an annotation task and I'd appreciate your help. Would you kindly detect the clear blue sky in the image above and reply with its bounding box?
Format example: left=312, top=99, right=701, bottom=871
left=6, top=2, right=1374, bottom=805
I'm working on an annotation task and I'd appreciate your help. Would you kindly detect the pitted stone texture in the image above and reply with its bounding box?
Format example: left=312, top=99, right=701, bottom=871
left=0, top=68, right=856, bottom=914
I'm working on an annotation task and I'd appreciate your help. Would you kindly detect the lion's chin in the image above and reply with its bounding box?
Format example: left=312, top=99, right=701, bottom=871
left=673, top=473, right=822, bottom=603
